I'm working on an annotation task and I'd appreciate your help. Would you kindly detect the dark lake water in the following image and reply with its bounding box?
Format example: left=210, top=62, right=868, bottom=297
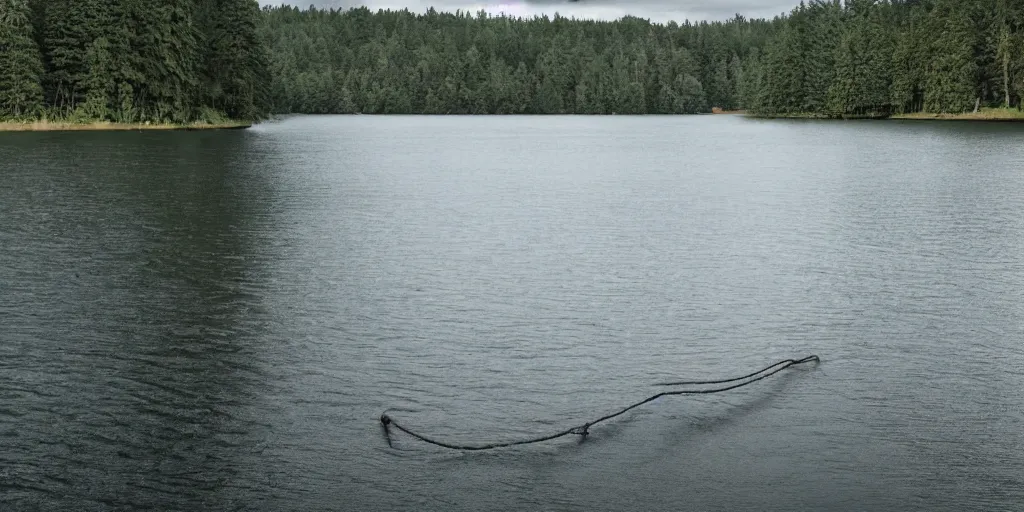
left=2, top=115, right=1023, bottom=511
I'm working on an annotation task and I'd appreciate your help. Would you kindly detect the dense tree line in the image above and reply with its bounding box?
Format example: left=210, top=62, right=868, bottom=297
left=0, top=0, right=270, bottom=123
left=7, top=0, right=1022, bottom=121
left=752, top=0, right=1024, bottom=117
left=260, top=6, right=773, bottom=114
left=261, top=0, right=1024, bottom=116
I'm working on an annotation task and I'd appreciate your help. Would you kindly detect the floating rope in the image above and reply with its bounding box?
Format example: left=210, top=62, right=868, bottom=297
left=380, top=355, right=819, bottom=451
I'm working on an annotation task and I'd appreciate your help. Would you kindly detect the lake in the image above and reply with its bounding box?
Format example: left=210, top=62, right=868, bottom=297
left=2, top=115, right=1023, bottom=511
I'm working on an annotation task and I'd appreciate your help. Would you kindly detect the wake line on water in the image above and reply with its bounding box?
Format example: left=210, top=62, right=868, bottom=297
left=380, top=355, right=820, bottom=451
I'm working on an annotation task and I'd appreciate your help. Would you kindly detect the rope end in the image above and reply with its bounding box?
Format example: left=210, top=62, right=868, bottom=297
left=380, top=413, right=393, bottom=448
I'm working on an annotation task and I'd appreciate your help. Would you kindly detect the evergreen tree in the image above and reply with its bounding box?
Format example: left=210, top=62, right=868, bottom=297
left=891, top=9, right=926, bottom=113
left=756, top=11, right=803, bottom=114
left=0, top=0, right=45, bottom=118
left=131, top=0, right=200, bottom=122
left=738, top=50, right=763, bottom=110
left=199, top=0, right=270, bottom=120
left=79, top=37, right=116, bottom=119
left=827, top=1, right=894, bottom=116
left=42, top=0, right=115, bottom=114
left=801, top=0, right=841, bottom=113
left=728, top=52, right=744, bottom=109
left=924, top=0, right=979, bottom=113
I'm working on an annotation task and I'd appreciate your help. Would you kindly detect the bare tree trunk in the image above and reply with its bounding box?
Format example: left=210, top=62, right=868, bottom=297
left=1004, top=49, right=1011, bottom=108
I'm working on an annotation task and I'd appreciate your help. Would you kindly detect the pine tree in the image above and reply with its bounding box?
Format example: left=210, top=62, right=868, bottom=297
left=756, top=12, right=803, bottom=114
left=511, top=62, right=531, bottom=114
left=827, top=24, right=858, bottom=115
left=42, top=0, right=116, bottom=115
left=826, top=0, right=894, bottom=116
left=656, top=83, right=676, bottom=113
left=535, top=76, right=563, bottom=113
left=801, top=0, right=841, bottom=114
left=728, top=53, right=744, bottom=109
left=709, top=59, right=731, bottom=109
left=891, top=10, right=925, bottom=114
left=863, top=4, right=895, bottom=114
left=200, top=0, right=271, bottom=120
left=131, top=0, right=200, bottom=122
left=738, top=50, right=763, bottom=110
left=924, top=0, right=978, bottom=113
left=0, top=0, right=45, bottom=118
left=79, top=37, right=115, bottom=119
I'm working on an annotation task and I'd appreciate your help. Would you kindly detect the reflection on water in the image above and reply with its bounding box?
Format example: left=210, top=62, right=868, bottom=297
left=1, top=132, right=278, bottom=509
left=2, top=116, right=1024, bottom=511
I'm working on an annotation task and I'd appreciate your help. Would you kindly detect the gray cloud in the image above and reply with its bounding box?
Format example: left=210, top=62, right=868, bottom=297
left=258, top=0, right=797, bottom=23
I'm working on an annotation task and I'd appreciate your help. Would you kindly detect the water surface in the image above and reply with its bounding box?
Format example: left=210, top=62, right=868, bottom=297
left=2, top=116, right=1023, bottom=511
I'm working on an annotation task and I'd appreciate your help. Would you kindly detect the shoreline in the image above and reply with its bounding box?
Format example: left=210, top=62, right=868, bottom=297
left=746, top=108, right=1024, bottom=122
left=890, top=111, right=1024, bottom=122
left=744, top=112, right=886, bottom=120
left=0, top=120, right=252, bottom=132
left=8, top=112, right=1020, bottom=127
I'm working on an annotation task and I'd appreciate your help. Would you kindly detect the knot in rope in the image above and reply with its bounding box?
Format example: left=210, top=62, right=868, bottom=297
left=569, top=424, right=590, bottom=438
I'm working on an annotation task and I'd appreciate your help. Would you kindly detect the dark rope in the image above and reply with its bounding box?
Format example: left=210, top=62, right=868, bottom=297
left=380, top=355, right=819, bottom=451
left=652, top=355, right=820, bottom=386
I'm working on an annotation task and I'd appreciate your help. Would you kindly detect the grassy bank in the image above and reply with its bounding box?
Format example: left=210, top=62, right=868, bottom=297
left=747, top=107, right=1024, bottom=122
left=744, top=112, right=889, bottom=120
left=891, top=107, right=1024, bottom=121
left=0, top=120, right=252, bottom=132
left=745, top=112, right=834, bottom=119
left=711, top=108, right=748, bottom=115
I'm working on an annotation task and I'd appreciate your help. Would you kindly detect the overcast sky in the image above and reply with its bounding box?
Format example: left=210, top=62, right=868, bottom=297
left=258, top=0, right=798, bottom=23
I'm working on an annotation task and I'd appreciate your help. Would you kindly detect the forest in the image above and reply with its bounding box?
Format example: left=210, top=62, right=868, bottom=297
left=259, top=0, right=1024, bottom=117
left=3, top=0, right=1024, bottom=121
left=753, top=0, right=1024, bottom=116
left=0, top=0, right=270, bottom=124
left=260, top=5, right=769, bottom=115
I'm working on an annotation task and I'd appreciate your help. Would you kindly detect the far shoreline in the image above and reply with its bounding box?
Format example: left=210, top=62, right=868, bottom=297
left=890, top=111, right=1024, bottom=122
left=745, top=108, right=1024, bottom=122
left=9, top=111, right=1023, bottom=128
left=0, top=120, right=253, bottom=132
